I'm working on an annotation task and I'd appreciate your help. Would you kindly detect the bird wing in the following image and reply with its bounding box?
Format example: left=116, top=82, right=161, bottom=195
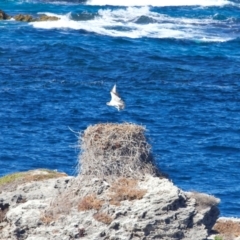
left=108, top=84, right=125, bottom=110
left=111, top=84, right=117, bottom=93
left=111, top=84, right=119, bottom=96
left=110, top=91, right=122, bottom=102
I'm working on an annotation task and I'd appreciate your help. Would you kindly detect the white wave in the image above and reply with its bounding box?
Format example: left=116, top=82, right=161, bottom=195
left=30, top=7, right=235, bottom=42
left=87, top=0, right=231, bottom=7
left=38, top=12, right=63, bottom=17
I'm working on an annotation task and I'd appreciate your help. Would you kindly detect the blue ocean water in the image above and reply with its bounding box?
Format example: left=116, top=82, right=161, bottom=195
left=1, top=0, right=240, bottom=217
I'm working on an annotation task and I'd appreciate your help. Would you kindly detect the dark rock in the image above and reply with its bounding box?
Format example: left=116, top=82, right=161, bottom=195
left=0, top=10, right=10, bottom=20
left=0, top=203, right=9, bottom=221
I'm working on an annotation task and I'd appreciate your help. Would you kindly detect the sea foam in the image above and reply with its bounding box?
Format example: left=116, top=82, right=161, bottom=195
left=30, top=7, right=234, bottom=42
left=86, top=0, right=231, bottom=7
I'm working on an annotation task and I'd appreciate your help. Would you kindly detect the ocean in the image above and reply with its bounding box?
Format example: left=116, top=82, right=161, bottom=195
left=1, top=0, right=240, bottom=217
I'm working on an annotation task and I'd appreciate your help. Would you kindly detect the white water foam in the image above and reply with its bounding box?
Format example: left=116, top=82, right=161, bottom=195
left=87, top=0, right=231, bottom=7
left=30, top=7, right=235, bottom=42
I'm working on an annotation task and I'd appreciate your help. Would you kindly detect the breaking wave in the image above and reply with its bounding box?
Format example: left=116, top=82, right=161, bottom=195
left=86, top=0, right=232, bottom=7
left=30, top=6, right=237, bottom=42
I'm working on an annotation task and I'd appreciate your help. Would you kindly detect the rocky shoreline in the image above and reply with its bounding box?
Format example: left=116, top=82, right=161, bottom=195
left=0, top=10, right=59, bottom=22
left=0, top=169, right=239, bottom=240
left=0, top=105, right=239, bottom=240
left=0, top=169, right=218, bottom=239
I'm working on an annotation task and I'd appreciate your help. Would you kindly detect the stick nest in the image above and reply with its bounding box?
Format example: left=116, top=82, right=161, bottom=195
left=78, top=123, right=158, bottom=179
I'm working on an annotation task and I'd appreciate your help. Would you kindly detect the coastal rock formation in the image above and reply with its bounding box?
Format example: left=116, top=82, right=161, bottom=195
left=14, top=14, right=60, bottom=22
left=0, top=10, right=60, bottom=22
left=0, top=171, right=220, bottom=240
left=38, top=15, right=60, bottom=21
left=0, top=10, right=10, bottom=20
left=0, top=123, right=221, bottom=239
left=14, top=14, right=34, bottom=22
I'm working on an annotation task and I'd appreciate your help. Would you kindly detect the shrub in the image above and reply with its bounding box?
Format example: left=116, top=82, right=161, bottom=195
left=214, top=236, right=223, bottom=240
left=189, top=191, right=220, bottom=210
left=93, top=212, right=113, bottom=225
left=0, top=172, right=25, bottom=186
left=40, top=212, right=57, bottom=225
left=109, top=177, right=147, bottom=205
left=0, top=169, right=67, bottom=193
left=213, top=219, right=240, bottom=238
left=78, top=194, right=103, bottom=211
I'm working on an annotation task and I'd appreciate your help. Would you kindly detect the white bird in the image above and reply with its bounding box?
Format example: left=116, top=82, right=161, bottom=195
left=106, top=84, right=125, bottom=111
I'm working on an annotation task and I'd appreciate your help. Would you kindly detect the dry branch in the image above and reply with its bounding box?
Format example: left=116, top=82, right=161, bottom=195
left=78, top=123, right=159, bottom=179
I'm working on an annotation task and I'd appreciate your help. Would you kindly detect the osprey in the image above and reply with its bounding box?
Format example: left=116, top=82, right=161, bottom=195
left=106, top=84, right=125, bottom=111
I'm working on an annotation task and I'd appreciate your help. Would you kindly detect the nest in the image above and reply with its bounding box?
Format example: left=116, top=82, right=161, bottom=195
left=78, top=123, right=158, bottom=179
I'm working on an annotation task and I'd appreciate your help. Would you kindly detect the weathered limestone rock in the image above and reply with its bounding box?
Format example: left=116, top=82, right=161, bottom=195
left=0, top=124, right=223, bottom=239
left=0, top=172, right=220, bottom=240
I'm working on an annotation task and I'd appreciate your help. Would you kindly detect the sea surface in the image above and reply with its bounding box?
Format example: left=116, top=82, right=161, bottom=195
left=1, top=0, right=240, bottom=217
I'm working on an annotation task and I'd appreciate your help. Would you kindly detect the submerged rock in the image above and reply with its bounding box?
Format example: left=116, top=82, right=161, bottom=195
left=0, top=10, right=10, bottom=20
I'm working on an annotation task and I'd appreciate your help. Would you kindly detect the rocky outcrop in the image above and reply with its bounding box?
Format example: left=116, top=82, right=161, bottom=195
left=0, top=10, right=59, bottom=22
left=14, top=14, right=60, bottom=22
left=0, top=123, right=222, bottom=239
left=38, top=15, right=60, bottom=21
left=13, top=14, right=59, bottom=22
left=14, top=14, right=34, bottom=22
left=0, top=10, right=10, bottom=20
left=0, top=170, right=220, bottom=240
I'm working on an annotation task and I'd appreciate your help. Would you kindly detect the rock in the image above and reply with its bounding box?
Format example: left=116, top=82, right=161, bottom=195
left=0, top=124, right=224, bottom=239
left=38, top=15, right=60, bottom=21
left=0, top=173, right=220, bottom=240
left=12, top=14, right=59, bottom=22
left=0, top=10, right=10, bottom=20
left=14, top=14, right=34, bottom=22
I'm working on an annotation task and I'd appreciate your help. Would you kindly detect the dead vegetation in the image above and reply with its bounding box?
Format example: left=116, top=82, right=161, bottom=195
left=109, top=177, right=147, bottom=205
left=41, top=123, right=158, bottom=226
left=0, top=169, right=67, bottom=193
left=78, top=194, right=103, bottom=211
left=40, top=213, right=58, bottom=225
left=189, top=191, right=220, bottom=210
left=78, top=123, right=159, bottom=179
left=0, top=169, right=67, bottom=225
left=41, top=193, right=74, bottom=224
left=93, top=212, right=113, bottom=225
left=213, top=219, right=240, bottom=239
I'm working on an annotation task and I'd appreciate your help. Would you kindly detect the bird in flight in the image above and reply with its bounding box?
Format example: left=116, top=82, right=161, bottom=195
left=106, top=84, right=125, bottom=111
